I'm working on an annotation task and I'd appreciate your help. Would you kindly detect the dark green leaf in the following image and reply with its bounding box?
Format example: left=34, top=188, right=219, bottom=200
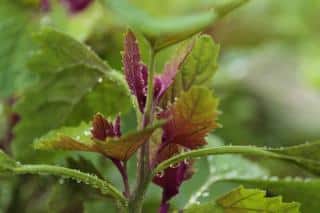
left=0, top=1, right=37, bottom=98
left=13, top=28, right=131, bottom=162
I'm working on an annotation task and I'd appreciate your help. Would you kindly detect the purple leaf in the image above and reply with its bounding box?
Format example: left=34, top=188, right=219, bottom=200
left=91, top=113, right=122, bottom=140
left=153, top=161, right=194, bottom=212
left=122, top=31, right=148, bottom=112
left=154, top=45, right=193, bottom=103
left=41, top=0, right=93, bottom=13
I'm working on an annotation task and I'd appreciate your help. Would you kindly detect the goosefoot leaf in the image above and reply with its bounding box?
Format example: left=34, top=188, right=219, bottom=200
left=225, top=178, right=320, bottom=213
left=104, top=0, right=249, bottom=50
left=34, top=120, right=164, bottom=161
left=13, top=28, right=130, bottom=162
left=184, top=186, right=300, bottom=213
left=160, top=86, right=219, bottom=149
left=162, top=35, right=220, bottom=105
left=0, top=151, right=125, bottom=204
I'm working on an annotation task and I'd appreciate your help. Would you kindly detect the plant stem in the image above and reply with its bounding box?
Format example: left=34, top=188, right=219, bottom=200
left=12, top=164, right=127, bottom=206
left=129, top=44, right=156, bottom=213
left=112, top=159, right=130, bottom=197
left=154, top=145, right=310, bottom=174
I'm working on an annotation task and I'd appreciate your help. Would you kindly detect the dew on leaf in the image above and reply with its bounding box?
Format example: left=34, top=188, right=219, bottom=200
left=156, top=170, right=165, bottom=178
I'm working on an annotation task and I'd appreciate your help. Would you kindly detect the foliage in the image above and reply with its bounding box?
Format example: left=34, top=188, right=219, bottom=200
left=0, top=0, right=319, bottom=213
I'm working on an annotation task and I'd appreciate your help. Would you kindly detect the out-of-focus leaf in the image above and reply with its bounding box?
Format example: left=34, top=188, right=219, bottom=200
left=47, top=183, right=85, bottom=213
left=42, top=0, right=104, bottom=42
left=13, top=28, right=130, bottom=162
left=103, top=0, right=248, bottom=50
left=184, top=186, right=300, bottom=213
left=34, top=120, right=164, bottom=161
left=162, top=35, right=219, bottom=104
left=0, top=1, right=37, bottom=98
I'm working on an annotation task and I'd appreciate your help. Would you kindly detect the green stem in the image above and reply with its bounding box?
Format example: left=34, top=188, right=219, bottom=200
left=129, top=45, right=156, bottom=213
left=12, top=164, right=127, bottom=206
left=154, top=145, right=309, bottom=174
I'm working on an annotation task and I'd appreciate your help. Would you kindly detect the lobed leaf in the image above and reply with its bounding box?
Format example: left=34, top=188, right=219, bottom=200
left=225, top=178, right=320, bottom=213
left=184, top=186, right=300, bottom=213
left=34, top=120, right=164, bottom=161
left=162, top=35, right=220, bottom=104
left=160, top=87, right=219, bottom=149
left=13, top=28, right=130, bottom=162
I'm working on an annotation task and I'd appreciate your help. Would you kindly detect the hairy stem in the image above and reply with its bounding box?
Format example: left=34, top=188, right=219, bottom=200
left=154, top=145, right=309, bottom=174
left=112, top=159, right=130, bottom=197
left=12, top=164, right=127, bottom=206
left=129, top=44, right=156, bottom=213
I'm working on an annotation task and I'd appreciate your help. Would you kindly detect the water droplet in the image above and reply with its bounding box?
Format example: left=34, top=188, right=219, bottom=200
left=170, top=162, right=180, bottom=168
left=98, top=77, right=103, bottom=83
left=59, top=178, right=64, bottom=184
left=202, top=191, right=209, bottom=197
left=156, top=171, right=165, bottom=178
left=184, top=158, right=190, bottom=165
left=83, top=130, right=91, bottom=136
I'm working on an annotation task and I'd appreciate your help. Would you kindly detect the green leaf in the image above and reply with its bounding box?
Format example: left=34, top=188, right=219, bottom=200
left=13, top=28, right=131, bottom=162
left=225, top=178, right=320, bottom=213
left=103, top=0, right=248, bottom=50
left=155, top=141, right=320, bottom=176
left=34, top=120, right=164, bottom=161
left=162, top=35, right=220, bottom=104
left=178, top=35, right=220, bottom=91
left=184, top=186, right=300, bottom=213
left=0, top=1, right=37, bottom=98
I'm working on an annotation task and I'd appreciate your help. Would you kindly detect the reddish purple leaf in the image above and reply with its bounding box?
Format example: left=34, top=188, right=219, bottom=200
left=91, top=113, right=121, bottom=140
left=122, top=31, right=148, bottom=112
